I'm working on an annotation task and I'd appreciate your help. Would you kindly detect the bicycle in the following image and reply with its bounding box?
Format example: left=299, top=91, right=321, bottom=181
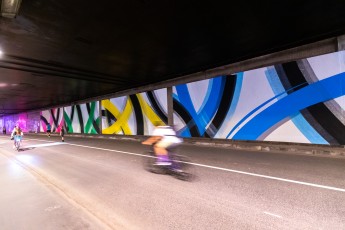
left=143, top=145, right=195, bottom=181
left=13, top=135, right=22, bottom=151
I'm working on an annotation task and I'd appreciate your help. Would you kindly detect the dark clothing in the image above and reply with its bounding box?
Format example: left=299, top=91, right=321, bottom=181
left=60, top=129, right=65, bottom=137
left=47, top=124, right=51, bottom=137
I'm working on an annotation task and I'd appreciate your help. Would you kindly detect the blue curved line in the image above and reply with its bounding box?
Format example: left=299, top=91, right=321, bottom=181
left=172, top=92, right=179, bottom=102
left=265, top=67, right=286, bottom=96
left=233, top=72, right=345, bottom=140
left=198, top=77, right=215, bottom=114
left=175, top=84, right=197, bottom=121
left=220, top=72, right=243, bottom=138
left=175, top=77, right=224, bottom=135
left=179, top=125, right=191, bottom=137
left=174, top=84, right=198, bottom=135
left=175, top=83, right=202, bottom=133
left=196, top=77, right=224, bottom=132
left=226, top=82, right=307, bottom=139
left=265, top=68, right=327, bottom=144
left=292, top=113, right=328, bottom=144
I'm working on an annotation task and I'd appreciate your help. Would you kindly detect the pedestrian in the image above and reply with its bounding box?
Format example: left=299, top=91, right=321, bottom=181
left=47, top=123, right=51, bottom=137
left=60, top=126, right=65, bottom=142
left=2, top=126, right=6, bottom=135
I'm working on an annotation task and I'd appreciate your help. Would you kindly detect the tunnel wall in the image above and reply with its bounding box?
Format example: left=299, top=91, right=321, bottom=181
left=37, top=88, right=167, bottom=136
left=1, top=111, right=40, bottom=133
left=99, top=50, right=344, bottom=145
left=63, top=102, right=100, bottom=134
left=39, top=102, right=100, bottom=134
left=40, top=108, right=64, bottom=133
left=101, top=88, right=167, bottom=135
left=2, top=51, right=344, bottom=145
left=173, top=51, right=345, bottom=144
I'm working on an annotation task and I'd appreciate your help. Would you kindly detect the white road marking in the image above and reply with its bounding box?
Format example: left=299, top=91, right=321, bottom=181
left=45, top=205, right=62, bottom=212
left=25, top=142, right=66, bottom=148
left=264, top=212, right=282, bottom=218
left=24, top=138, right=345, bottom=193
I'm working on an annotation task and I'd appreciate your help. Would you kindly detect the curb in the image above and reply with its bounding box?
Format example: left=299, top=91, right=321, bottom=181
left=26, top=133, right=345, bottom=158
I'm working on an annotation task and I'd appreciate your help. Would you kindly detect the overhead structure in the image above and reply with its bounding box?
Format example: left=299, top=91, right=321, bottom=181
left=0, top=1, right=345, bottom=115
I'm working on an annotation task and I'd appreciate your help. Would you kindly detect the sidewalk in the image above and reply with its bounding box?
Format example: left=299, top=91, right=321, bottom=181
left=27, top=132, right=345, bottom=158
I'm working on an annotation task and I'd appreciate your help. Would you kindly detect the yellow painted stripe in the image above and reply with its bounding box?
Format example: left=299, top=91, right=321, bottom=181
left=137, top=94, right=165, bottom=125
left=102, top=99, right=133, bottom=134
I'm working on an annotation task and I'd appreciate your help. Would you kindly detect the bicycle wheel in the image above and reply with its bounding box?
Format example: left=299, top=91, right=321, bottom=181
left=143, top=151, right=165, bottom=174
left=170, top=154, right=195, bottom=181
left=15, top=140, right=20, bottom=151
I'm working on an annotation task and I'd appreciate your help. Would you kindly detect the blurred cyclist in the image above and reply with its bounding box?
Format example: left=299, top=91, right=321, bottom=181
left=142, top=121, right=182, bottom=165
left=11, top=124, right=23, bottom=149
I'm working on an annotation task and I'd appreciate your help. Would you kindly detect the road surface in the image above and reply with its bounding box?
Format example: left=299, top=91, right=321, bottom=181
left=0, top=134, right=344, bottom=229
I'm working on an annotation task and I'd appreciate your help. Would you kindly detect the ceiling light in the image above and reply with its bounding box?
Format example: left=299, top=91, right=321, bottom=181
left=1, top=0, right=22, bottom=18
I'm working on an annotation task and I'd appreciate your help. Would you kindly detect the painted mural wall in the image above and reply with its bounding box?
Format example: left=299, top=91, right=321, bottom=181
left=0, top=111, right=40, bottom=133
left=101, top=89, right=167, bottom=135
left=26, top=111, right=40, bottom=133
left=39, top=102, right=100, bottom=134
left=64, top=102, right=100, bottom=134
left=4, top=50, right=344, bottom=145
left=40, top=108, right=64, bottom=132
left=2, top=114, right=20, bottom=133
left=173, top=51, right=345, bottom=145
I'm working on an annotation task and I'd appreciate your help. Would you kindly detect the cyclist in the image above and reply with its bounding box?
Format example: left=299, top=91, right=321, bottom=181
left=142, top=121, right=182, bottom=165
left=11, top=124, right=23, bottom=149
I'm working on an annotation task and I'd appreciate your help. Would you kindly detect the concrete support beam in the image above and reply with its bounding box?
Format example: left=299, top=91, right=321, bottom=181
left=167, top=87, right=174, bottom=126
left=99, top=100, right=102, bottom=133
left=337, top=35, right=345, bottom=51
left=337, top=35, right=345, bottom=74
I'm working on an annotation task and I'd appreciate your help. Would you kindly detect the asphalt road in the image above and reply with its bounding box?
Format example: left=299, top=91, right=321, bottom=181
left=0, top=134, right=344, bottom=230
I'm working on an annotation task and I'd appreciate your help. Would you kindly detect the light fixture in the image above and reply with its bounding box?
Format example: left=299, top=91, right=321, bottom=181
left=1, top=0, right=22, bottom=18
left=0, top=49, right=3, bottom=57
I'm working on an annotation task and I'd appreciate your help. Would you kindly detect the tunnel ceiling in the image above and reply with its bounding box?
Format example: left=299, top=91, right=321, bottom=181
left=1, top=0, right=345, bottom=115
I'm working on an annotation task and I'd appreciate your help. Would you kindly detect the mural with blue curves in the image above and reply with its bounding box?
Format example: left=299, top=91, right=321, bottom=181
left=173, top=75, right=237, bottom=137
left=232, top=72, right=345, bottom=143
left=4, top=51, right=343, bottom=145
left=173, top=51, right=345, bottom=145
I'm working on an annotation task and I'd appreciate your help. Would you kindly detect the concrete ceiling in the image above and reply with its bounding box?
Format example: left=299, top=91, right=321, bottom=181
left=1, top=0, right=345, bottom=115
